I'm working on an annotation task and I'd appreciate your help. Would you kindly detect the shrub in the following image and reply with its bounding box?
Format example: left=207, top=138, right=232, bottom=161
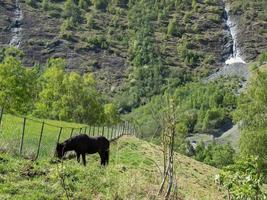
left=60, top=18, right=75, bottom=32
left=85, top=13, right=95, bottom=29
left=41, top=0, right=50, bottom=11
left=220, top=157, right=267, bottom=199
left=63, top=0, right=82, bottom=23
left=86, top=35, right=109, bottom=49
left=91, top=0, right=108, bottom=10
left=194, top=142, right=235, bottom=168
left=26, top=0, right=38, bottom=8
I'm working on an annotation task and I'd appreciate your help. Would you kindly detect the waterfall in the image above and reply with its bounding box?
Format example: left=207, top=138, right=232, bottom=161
left=9, top=0, right=23, bottom=48
left=224, top=5, right=246, bottom=65
left=206, top=4, right=248, bottom=82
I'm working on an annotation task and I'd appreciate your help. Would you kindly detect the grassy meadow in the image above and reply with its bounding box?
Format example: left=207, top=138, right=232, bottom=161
left=0, top=113, right=124, bottom=159
left=0, top=136, right=225, bottom=200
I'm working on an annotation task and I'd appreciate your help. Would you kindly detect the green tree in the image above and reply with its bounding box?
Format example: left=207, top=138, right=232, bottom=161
left=78, top=0, right=89, bottom=10
left=59, top=72, right=104, bottom=124
left=234, top=67, right=267, bottom=165
left=220, top=157, right=267, bottom=199
left=0, top=54, right=37, bottom=114
left=194, top=142, right=235, bottom=168
left=63, top=0, right=81, bottom=23
left=91, top=0, right=108, bottom=10
left=167, top=16, right=178, bottom=36
left=104, top=103, right=120, bottom=125
left=34, top=58, right=105, bottom=125
left=42, top=0, right=50, bottom=11
left=34, top=58, right=65, bottom=119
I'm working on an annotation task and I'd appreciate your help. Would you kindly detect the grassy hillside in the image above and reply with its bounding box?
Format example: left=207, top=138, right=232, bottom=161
left=0, top=136, right=225, bottom=200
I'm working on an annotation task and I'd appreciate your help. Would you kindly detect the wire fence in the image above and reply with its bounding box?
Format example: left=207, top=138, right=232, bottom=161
left=0, top=108, right=136, bottom=160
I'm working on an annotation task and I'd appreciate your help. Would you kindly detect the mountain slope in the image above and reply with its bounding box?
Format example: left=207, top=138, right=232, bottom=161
left=0, top=136, right=225, bottom=199
left=0, top=0, right=234, bottom=94
left=0, top=0, right=266, bottom=97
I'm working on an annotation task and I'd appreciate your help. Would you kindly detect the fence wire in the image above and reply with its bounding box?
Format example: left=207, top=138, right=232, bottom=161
left=0, top=108, right=136, bottom=160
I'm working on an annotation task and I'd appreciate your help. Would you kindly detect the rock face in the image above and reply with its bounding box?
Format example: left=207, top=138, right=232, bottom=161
left=0, top=0, right=14, bottom=45
left=207, top=2, right=249, bottom=83
left=227, top=2, right=267, bottom=61
left=206, top=62, right=248, bottom=81
left=9, top=0, right=23, bottom=47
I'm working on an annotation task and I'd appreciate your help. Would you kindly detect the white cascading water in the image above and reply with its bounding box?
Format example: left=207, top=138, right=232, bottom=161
left=206, top=4, right=248, bottom=82
left=9, top=0, right=23, bottom=47
left=224, top=6, right=246, bottom=65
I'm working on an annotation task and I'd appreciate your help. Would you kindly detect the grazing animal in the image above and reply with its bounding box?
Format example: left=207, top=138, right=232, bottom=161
left=56, top=134, right=110, bottom=166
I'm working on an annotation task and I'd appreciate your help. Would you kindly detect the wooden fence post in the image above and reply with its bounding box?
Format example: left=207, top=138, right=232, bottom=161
left=36, top=121, right=45, bottom=160
left=89, top=126, right=91, bottom=135
left=98, top=126, right=100, bottom=135
left=120, top=124, right=122, bottom=138
left=114, top=125, right=117, bottom=139
left=57, top=127, right=63, bottom=143
left=107, top=126, right=110, bottom=139
left=102, top=126, right=105, bottom=136
left=84, top=127, right=87, bottom=134
left=79, top=128, right=82, bottom=134
left=19, top=117, right=26, bottom=156
left=126, top=122, right=128, bottom=135
left=111, top=126, right=114, bottom=140
left=0, top=107, right=4, bottom=126
left=117, top=125, right=120, bottom=139
left=122, top=122, right=126, bottom=136
left=70, top=128, right=74, bottom=138
left=93, top=126, right=95, bottom=136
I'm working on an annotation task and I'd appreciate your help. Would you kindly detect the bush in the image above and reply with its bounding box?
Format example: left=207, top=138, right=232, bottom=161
left=220, top=157, right=267, bottom=199
left=78, top=0, right=90, bottom=10
left=167, top=16, right=178, bottom=36
left=41, top=0, right=50, bottom=11
left=86, top=35, right=109, bottom=49
left=91, top=0, right=108, bottom=10
left=258, top=51, right=267, bottom=65
left=26, top=0, right=38, bottom=8
left=60, top=18, right=75, bottom=32
left=63, top=0, right=82, bottom=23
left=194, top=142, right=235, bottom=168
left=85, top=13, right=95, bottom=29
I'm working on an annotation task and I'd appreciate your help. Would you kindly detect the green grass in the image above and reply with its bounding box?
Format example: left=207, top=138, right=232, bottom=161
left=0, top=113, right=125, bottom=159
left=0, top=136, right=225, bottom=199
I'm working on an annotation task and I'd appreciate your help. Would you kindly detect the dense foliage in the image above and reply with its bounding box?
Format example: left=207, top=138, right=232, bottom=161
left=219, top=157, right=267, bottom=199
left=0, top=47, right=119, bottom=125
left=234, top=53, right=267, bottom=167
left=0, top=48, right=38, bottom=114
left=194, top=142, right=235, bottom=168
left=127, top=79, right=238, bottom=139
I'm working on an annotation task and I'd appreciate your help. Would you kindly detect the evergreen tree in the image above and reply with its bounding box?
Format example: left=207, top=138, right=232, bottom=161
left=63, top=0, right=81, bottom=23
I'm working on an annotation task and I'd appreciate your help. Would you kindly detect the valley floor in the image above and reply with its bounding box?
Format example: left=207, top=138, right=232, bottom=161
left=0, top=136, right=225, bottom=200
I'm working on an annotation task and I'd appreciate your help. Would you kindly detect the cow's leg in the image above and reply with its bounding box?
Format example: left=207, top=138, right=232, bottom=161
left=82, top=153, right=86, bottom=166
left=76, top=152, right=81, bottom=163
